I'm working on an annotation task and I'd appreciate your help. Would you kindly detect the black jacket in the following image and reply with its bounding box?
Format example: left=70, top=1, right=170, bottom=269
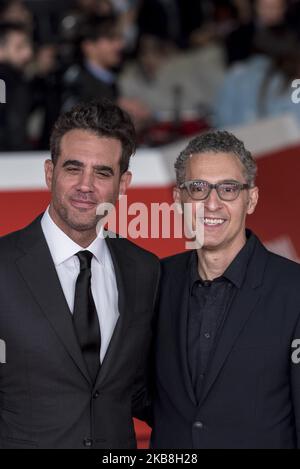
left=152, top=232, right=300, bottom=449
left=0, top=215, right=160, bottom=449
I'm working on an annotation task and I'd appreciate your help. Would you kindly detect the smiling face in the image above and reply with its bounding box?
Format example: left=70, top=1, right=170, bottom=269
left=0, top=31, right=33, bottom=69
left=45, top=129, right=132, bottom=244
left=174, top=151, right=259, bottom=254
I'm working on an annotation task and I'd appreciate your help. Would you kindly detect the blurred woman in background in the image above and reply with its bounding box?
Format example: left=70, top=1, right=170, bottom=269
left=214, top=26, right=300, bottom=128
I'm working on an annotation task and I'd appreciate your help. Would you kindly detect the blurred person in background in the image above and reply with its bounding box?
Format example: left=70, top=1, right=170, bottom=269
left=110, top=0, right=140, bottom=53
left=69, top=0, right=140, bottom=52
left=59, top=0, right=117, bottom=49
left=62, top=14, right=150, bottom=133
left=187, top=0, right=234, bottom=50
left=214, top=26, right=300, bottom=128
left=0, top=21, right=33, bottom=151
left=137, top=0, right=206, bottom=48
left=0, top=0, right=33, bottom=32
left=30, top=40, right=63, bottom=150
left=58, top=0, right=138, bottom=69
left=58, top=0, right=115, bottom=64
left=120, top=34, right=176, bottom=116
left=62, top=15, right=126, bottom=108
left=120, top=34, right=225, bottom=123
left=225, top=0, right=289, bottom=64
left=76, top=0, right=114, bottom=16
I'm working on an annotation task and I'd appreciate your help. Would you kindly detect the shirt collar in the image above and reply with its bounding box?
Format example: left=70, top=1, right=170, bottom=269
left=190, top=230, right=256, bottom=289
left=223, top=230, right=256, bottom=288
left=41, top=207, right=107, bottom=267
left=85, top=60, right=116, bottom=84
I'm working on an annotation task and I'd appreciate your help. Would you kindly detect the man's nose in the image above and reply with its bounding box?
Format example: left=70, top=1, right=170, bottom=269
left=77, top=171, right=94, bottom=192
left=204, top=187, right=223, bottom=211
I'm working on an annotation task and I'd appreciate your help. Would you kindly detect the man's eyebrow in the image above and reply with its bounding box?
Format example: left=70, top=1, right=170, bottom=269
left=190, top=179, right=240, bottom=184
left=218, top=179, right=241, bottom=184
left=62, top=160, right=84, bottom=168
left=94, top=165, right=114, bottom=175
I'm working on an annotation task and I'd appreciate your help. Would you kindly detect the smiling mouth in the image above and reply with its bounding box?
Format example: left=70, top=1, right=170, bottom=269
left=70, top=199, right=97, bottom=209
left=200, top=217, right=227, bottom=227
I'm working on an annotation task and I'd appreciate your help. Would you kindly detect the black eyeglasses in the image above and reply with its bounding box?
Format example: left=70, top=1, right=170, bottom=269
left=179, top=180, right=250, bottom=201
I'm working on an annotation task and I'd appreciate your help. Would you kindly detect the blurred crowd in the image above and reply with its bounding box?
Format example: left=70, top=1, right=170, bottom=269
left=1, top=0, right=300, bottom=151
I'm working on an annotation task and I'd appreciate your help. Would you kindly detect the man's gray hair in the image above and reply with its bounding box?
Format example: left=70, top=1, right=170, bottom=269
left=175, top=130, right=257, bottom=187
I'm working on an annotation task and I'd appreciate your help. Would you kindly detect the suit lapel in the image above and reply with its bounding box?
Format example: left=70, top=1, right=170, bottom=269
left=15, top=216, right=92, bottom=385
left=15, top=219, right=137, bottom=388
left=199, top=286, right=261, bottom=405
left=94, top=236, right=136, bottom=387
left=170, top=253, right=198, bottom=406
left=199, top=239, right=269, bottom=406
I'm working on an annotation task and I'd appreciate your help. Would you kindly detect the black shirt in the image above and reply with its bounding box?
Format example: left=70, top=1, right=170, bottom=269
left=187, top=231, right=256, bottom=402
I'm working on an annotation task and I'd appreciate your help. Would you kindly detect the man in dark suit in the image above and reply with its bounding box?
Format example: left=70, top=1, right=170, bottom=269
left=62, top=15, right=150, bottom=132
left=152, top=130, right=300, bottom=449
left=0, top=100, right=160, bottom=449
left=62, top=15, right=121, bottom=108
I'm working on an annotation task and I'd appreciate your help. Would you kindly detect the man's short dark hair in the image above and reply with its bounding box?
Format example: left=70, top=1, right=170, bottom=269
left=79, top=15, right=120, bottom=44
left=0, top=21, right=29, bottom=45
left=175, top=130, right=257, bottom=187
left=50, top=100, right=136, bottom=174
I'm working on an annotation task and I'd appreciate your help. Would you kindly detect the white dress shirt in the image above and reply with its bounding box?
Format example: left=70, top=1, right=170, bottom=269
left=41, top=208, right=119, bottom=364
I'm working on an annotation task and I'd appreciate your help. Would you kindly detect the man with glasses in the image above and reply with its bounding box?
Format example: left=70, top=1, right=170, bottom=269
left=151, top=130, right=300, bottom=449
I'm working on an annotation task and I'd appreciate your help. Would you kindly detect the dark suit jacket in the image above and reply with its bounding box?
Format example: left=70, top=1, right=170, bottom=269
left=0, top=215, right=160, bottom=449
left=152, top=233, right=300, bottom=449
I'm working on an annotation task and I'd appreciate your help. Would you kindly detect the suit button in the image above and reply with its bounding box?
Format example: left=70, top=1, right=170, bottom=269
left=93, top=391, right=100, bottom=399
left=83, top=438, right=93, bottom=448
left=193, top=421, right=204, bottom=430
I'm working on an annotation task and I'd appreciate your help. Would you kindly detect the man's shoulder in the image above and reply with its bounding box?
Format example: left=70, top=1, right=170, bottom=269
left=0, top=229, right=25, bottom=265
left=249, top=232, right=300, bottom=286
left=0, top=227, right=23, bottom=256
left=0, top=216, right=42, bottom=260
left=265, top=248, right=300, bottom=279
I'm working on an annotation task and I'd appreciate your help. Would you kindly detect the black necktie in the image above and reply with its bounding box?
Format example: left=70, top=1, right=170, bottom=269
left=73, top=251, right=101, bottom=383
